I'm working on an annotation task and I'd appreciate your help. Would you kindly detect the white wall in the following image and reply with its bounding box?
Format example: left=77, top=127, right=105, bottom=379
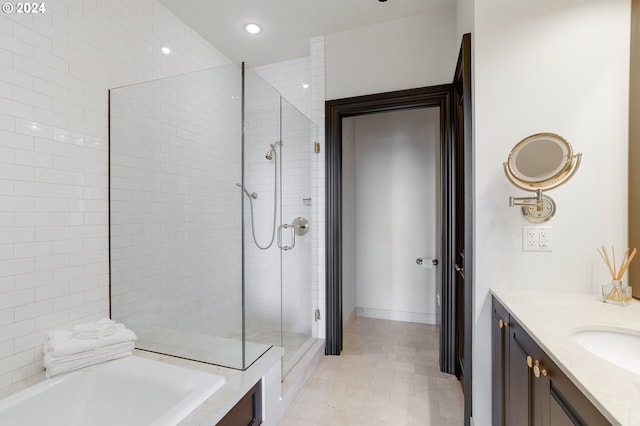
left=471, top=1, right=631, bottom=424
left=0, top=0, right=229, bottom=387
left=325, top=9, right=458, bottom=100
left=351, top=108, right=439, bottom=324
left=456, top=0, right=474, bottom=42
left=341, top=118, right=357, bottom=325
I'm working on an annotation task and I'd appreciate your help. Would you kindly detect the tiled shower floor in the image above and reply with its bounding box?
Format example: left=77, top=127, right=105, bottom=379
left=132, top=326, right=270, bottom=369
left=278, top=317, right=464, bottom=425
left=132, top=324, right=314, bottom=371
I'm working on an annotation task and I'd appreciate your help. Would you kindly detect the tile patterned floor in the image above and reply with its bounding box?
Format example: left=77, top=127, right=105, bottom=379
left=278, top=317, right=464, bottom=425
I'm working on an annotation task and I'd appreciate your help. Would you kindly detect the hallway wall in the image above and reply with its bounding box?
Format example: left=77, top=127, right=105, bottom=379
left=343, top=108, right=440, bottom=324
left=342, top=118, right=357, bottom=325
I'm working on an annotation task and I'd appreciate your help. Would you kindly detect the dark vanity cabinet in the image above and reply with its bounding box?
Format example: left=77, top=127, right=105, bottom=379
left=492, top=297, right=610, bottom=426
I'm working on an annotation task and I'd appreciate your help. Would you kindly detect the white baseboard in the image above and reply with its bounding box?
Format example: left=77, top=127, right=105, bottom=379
left=356, top=307, right=437, bottom=325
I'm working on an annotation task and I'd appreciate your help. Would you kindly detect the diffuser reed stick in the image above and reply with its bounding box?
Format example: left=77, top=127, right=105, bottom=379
left=597, top=246, right=637, bottom=280
left=617, top=248, right=637, bottom=280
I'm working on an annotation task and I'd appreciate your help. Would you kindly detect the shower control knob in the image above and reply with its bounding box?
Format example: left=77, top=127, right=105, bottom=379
left=291, top=217, right=310, bottom=236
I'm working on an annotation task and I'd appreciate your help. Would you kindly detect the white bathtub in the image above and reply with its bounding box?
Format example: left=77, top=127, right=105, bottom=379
left=0, top=356, right=225, bottom=426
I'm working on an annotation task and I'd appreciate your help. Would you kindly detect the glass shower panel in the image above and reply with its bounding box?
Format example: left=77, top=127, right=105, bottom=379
left=109, top=63, right=316, bottom=374
left=242, top=69, right=283, bottom=368
left=109, top=64, right=261, bottom=369
left=280, top=98, right=317, bottom=375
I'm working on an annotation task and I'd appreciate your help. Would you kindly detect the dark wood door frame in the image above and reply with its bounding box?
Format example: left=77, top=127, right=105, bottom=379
left=324, top=85, right=458, bottom=374
left=453, top=33, right=473, bottom=425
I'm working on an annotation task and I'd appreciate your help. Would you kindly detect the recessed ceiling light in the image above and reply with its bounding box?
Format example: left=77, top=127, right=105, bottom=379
left=301, top=83, right=309, bottom=89
left=161, top=46, right=171, bottom=55
left=244, top=23, right=262, bottom=35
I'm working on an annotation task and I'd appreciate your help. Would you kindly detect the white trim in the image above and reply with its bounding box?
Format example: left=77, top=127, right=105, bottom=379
left=356, top=307, right=437, bottom=325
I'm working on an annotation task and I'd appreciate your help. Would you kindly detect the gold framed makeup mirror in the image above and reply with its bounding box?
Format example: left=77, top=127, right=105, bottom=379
left=504, top=133, right=582, bottom=223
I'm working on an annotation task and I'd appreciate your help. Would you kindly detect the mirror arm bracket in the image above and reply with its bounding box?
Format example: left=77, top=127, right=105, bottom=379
left=509, top=189, right=544, bottom=208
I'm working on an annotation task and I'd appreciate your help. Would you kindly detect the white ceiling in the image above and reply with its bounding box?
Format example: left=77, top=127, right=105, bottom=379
left=159, top=0, right=454, bottom=66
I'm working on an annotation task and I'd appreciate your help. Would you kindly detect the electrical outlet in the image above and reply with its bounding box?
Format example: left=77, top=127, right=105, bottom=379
left=539, top=229, right=550, bottom=248
left=523, top=226, right=552, bottom=252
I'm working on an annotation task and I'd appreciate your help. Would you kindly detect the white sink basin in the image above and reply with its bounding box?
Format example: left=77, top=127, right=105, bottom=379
left=573, top=329, right=640, bottom=376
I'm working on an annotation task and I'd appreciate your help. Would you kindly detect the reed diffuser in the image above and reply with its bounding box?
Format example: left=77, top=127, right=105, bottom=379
left=597, top=245, right=637, bottom=305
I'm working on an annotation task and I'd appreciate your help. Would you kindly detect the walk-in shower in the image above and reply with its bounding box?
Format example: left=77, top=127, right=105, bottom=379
left=108, top=63, right=318, bottom=375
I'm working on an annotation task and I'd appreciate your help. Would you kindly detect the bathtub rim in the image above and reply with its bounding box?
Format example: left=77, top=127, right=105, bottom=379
left=0, top=355, right=226, bottom=426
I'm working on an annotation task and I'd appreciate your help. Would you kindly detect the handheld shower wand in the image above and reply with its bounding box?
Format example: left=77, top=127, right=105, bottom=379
left=241, top=141, right=282, bottom=250
left=235, top=183, right=258, bottom=199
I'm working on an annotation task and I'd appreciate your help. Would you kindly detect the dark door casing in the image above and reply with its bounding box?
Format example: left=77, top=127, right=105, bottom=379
left=452, top=33, right=473, bottom=426
left=324, top=32, right=473, bottom=425
left=325, top=86, right=453, bottom=356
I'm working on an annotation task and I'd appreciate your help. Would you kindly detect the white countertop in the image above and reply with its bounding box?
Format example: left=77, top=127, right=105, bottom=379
left=491, top=288, right=640, bottom=426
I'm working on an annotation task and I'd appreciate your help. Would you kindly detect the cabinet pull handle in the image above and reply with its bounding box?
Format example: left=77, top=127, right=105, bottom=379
left=499, top=319, right=510, bottom=329
left=526, top=356, right=548, bottom=378
left=533, top=363, right=548, bottom=378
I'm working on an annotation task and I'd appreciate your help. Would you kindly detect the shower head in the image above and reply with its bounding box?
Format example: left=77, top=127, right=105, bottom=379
left=265, top=143, right=276, bottom=160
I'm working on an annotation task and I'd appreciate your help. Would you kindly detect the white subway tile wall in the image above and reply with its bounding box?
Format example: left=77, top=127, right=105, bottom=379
left=243, top=71, right=284, bottom=338
left=280, top=100, right=315, bottom=340
left=252, top=46, right=326, bottom=345
left=109, top=63, right=317, bottom=370
left=109, top=65, right=243, bottom=355
left=254, top=57, right=312, bottom=119
left=0, top=0, right=229, bottom=387
left=310, top=36, right=326, bottom=340
left=244, top=63, right=316, bottom=352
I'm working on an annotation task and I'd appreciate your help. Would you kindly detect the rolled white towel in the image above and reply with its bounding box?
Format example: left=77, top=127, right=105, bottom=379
left=72, top=318, right=116, bottom=339
left=45, top=323, right=137, bottom=358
